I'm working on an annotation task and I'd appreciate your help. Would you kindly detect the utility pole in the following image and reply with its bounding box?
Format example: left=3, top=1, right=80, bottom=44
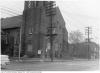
left=45, top=1, right=57, bottom=62
left=85, top=27, right=92, bottom=60
left=38, top=7, right=42, bottom=57
left=39, top=7, right=45, bottom=61
left=18, top=26, right=22, bottom=61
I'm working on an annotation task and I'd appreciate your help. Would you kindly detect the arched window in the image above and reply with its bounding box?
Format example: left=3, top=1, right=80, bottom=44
left=28, top=1, right=31, bottom=8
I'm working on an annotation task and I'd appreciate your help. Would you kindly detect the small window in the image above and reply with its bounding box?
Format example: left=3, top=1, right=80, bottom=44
left=29, top=28, right=33, bottom=35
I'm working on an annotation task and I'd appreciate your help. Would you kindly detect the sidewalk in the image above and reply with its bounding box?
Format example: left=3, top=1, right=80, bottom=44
left=10, top=57, right=98, bottom=63
left=10, top=57, right=73, bottom=62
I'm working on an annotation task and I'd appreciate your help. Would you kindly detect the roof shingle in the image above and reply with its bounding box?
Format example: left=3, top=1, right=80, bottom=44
left=1, top=15, right=23, bottom=29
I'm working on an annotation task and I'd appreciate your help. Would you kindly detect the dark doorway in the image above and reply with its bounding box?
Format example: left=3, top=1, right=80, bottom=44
left=1, top=33, right=14, bottom=57
left=7, top=36, right=14, bottom=57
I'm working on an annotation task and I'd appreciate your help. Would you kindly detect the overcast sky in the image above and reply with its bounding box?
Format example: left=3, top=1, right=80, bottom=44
left=0, top=0, right=100, bottom=44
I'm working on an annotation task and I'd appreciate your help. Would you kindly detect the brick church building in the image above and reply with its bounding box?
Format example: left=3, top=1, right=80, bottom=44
left=1, top=1, right=68, bottom=58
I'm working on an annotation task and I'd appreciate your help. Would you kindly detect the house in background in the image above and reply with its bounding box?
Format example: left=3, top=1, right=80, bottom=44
left=68, top=42, right=99, bottom=59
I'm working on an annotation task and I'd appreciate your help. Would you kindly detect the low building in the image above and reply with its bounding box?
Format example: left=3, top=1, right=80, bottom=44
left=1, top=16, right=22, bottom=57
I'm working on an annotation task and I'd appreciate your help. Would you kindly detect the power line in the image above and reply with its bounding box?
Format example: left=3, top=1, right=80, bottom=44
left=1, top=11, right=22, bottom=24
left=1, top=8, right=21, bottom=15
left=1, top=6, right=23, bottom=16
left=1, top=10, right=18, bottom=16
left=1, top=6, right=22, bottom=14
left=1, top=11, right=20, bottom=18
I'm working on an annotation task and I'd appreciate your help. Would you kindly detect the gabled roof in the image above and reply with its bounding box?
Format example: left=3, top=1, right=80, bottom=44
left=1, top=15, right=23, bottom=29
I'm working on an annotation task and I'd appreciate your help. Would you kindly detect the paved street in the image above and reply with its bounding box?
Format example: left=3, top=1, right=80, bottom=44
left=1, top=59, right=100, bottom=71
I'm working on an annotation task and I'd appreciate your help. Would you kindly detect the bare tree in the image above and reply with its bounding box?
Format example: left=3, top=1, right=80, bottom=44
left=68, top=30, right=84, bottom=57
left=69, top=30, right=84, bottom=44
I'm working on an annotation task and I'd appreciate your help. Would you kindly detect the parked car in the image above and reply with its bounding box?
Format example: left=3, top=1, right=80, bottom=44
left=0, top=55, right=10, bottom=69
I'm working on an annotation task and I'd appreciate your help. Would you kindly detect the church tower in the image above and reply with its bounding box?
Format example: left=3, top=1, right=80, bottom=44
left=22, top=1, right=46, bottom=57
left=21, top=1, right=68, bottom=58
